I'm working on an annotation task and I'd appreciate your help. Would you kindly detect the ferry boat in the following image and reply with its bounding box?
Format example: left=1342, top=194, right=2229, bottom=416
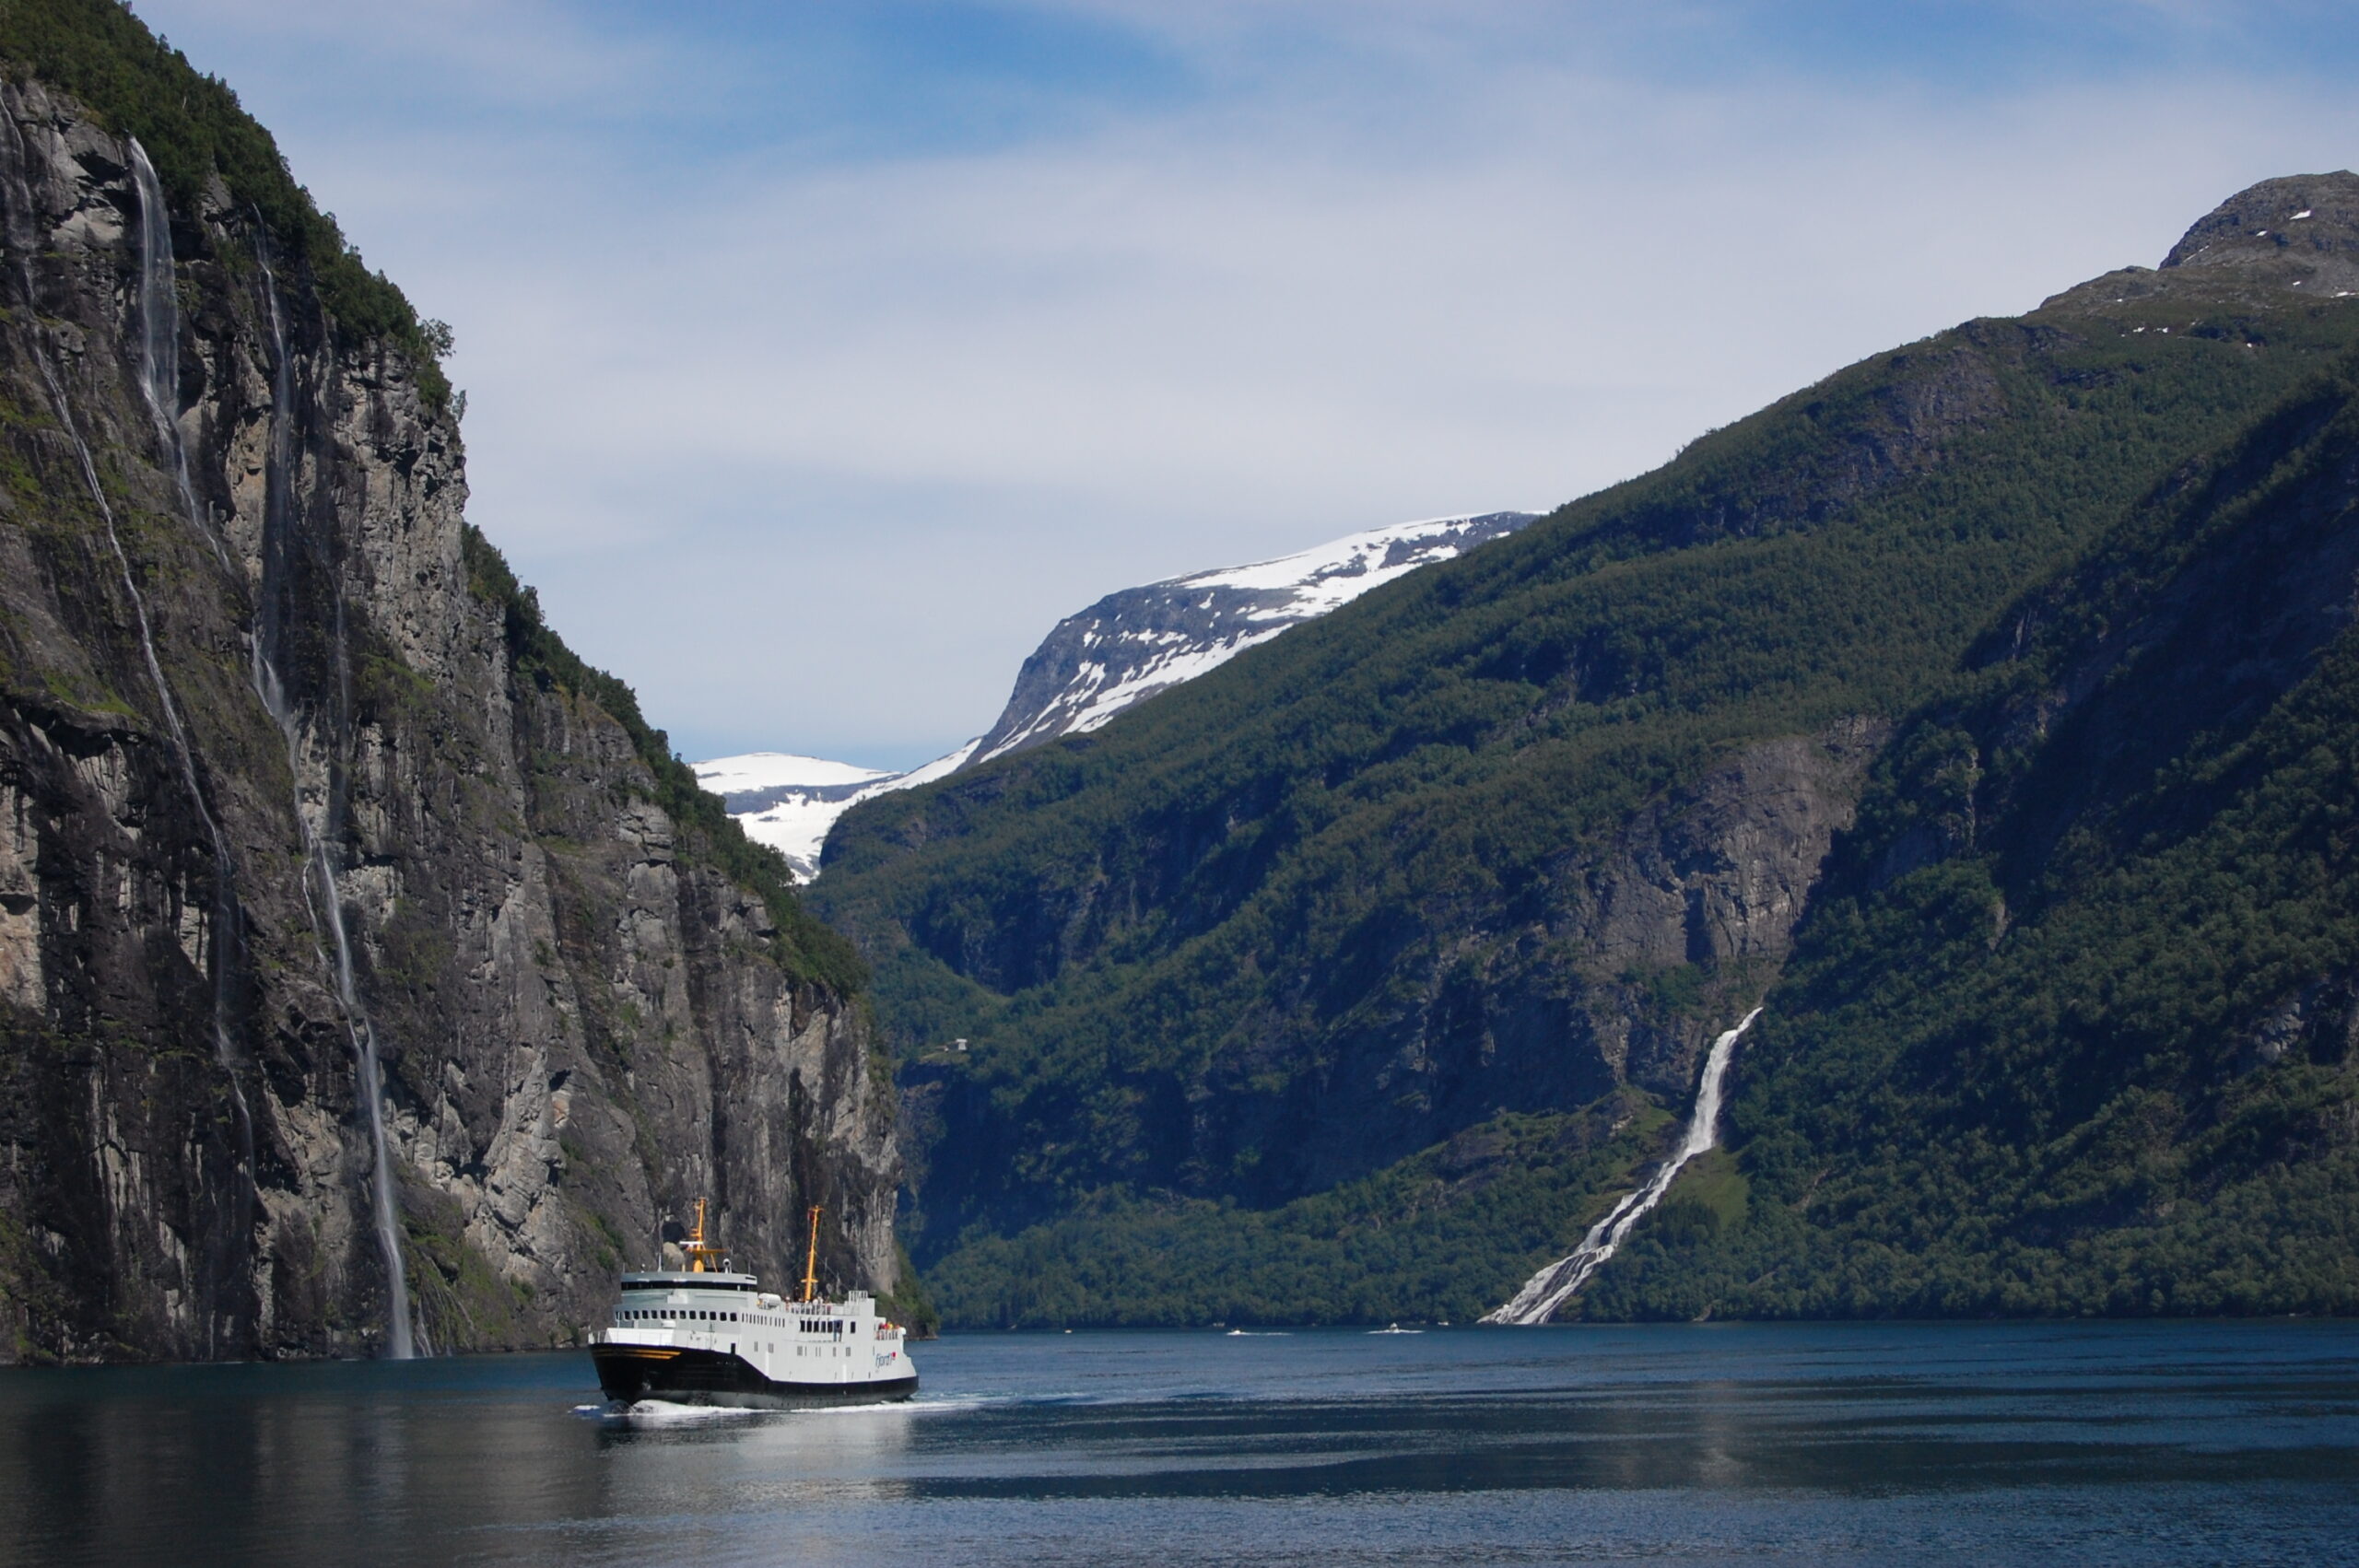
left=592, top=1201, right=917, bottom=1410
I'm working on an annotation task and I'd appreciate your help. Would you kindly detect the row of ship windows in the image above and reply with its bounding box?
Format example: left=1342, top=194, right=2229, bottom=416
left=616, top=1308, right=844, bottom=1333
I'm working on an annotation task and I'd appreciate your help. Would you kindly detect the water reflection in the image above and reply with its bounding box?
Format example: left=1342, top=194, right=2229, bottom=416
left=1, top=1323, right=2354, bottom=1567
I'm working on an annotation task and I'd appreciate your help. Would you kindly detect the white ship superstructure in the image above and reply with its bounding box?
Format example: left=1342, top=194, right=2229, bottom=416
left=592, top=1202, right=916, bottom=1409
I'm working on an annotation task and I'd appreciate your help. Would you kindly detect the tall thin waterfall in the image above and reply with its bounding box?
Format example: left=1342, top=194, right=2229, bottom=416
left=1482, top=1008, right=1763, bottom=1326
left=126, top=139, right=229, bottom=574
left=6, top=108, right=265, bottom=1348
left=125, top=139, right=257, bottom=1342
left=18, top=256, right=253, bottom=1351
left=252, top=241, right=418, bottom=1359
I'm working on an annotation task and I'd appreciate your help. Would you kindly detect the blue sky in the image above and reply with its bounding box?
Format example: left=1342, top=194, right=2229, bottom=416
left=135, top=1, right=2359, bottom=766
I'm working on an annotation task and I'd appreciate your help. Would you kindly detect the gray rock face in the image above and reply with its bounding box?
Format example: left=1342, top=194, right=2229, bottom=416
left=0, top=81, right=898, bottom=1363
left=968, top=512, right=1539, bottom=765
left=2162, top=170, right=2359, bottom=296
left=1210, top=721, right=1886, bottom=1200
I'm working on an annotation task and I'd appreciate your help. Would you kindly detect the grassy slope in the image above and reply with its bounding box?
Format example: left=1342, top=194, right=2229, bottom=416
left=820, top=277, right=2359, bottom=1323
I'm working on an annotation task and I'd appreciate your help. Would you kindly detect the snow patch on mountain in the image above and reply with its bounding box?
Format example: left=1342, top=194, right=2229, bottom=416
left=695, top=509, right=1538, bottom=877
left=968, top=510, right=1539, bottom=764
left=695, top=741, right=978, bottom=878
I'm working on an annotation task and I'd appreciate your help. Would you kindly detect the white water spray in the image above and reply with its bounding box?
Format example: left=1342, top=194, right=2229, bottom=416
left=1482, top=1008, right=1763, bottom=1326
left=252, top=242, right=417, bottom=1359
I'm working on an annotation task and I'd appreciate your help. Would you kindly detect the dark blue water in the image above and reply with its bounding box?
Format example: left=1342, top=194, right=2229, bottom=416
left=2, top=1322, right=2355, bottom=1566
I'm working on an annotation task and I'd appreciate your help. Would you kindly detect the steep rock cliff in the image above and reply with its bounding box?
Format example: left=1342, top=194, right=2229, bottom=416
left=0, top=54, right=898, bottom=1362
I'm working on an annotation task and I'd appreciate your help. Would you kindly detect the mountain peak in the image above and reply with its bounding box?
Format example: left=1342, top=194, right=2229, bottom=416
left=966, top=509, right=1541, bottom=766
left=2161, top=170, right=2359, bottom=294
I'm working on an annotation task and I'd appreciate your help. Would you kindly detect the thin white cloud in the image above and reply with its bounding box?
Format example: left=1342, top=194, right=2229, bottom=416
left=131, top=1, right=2359, bottom=765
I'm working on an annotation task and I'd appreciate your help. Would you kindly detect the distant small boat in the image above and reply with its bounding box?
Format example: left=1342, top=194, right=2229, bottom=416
left=1368, top=1322, right=1423, bottom=1335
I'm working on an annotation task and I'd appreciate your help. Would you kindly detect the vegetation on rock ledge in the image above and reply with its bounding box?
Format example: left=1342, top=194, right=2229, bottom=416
left=0, top=0, right=452, bottom=407
left=463, top=523, right=868, bottom=999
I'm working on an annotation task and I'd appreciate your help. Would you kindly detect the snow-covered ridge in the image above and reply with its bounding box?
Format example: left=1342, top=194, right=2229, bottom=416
left=696, top=509, right=1538, bottom=877
left=693, top=742, right=977, bottom=879
left=967, top=510, right=1539, bottom=765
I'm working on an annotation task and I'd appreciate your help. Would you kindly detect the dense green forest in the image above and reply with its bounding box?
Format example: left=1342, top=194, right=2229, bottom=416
left=818, top=178, right=2359, bottom=1326
left=1581, top=352, right=2359, bottom=1320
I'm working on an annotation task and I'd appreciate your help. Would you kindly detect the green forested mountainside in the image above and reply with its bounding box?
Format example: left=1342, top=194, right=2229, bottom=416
left=816, top=181, right=2359, bottom=1322
left=931, top=1097, right=1674, bottom=1328
left=1579, top=353, right=2359, bottom=1320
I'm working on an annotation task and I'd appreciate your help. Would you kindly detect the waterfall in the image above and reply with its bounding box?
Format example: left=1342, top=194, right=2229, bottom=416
left=1481, top=1008, right=1763, bottom=1326
left=127, top=142, right=258, bottom=1343
left=126, top=139, right=229, bottom=575
left=5, top=111, right=264, bottom=1348
left=252, top=240, right=418, bottom=1359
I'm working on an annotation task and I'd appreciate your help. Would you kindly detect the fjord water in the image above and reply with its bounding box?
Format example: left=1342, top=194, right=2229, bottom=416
left=2, top=1324, right=2353, bottom=1567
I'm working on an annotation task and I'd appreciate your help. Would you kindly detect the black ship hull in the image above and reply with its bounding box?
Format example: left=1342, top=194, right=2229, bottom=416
left=593, top=1342, right=918, bottom=1410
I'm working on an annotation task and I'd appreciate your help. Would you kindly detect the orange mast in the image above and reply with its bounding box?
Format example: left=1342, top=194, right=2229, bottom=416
left=801, top=1204, right=823, bottom=1303
left=684, top=1198, right=725, bottom=1273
